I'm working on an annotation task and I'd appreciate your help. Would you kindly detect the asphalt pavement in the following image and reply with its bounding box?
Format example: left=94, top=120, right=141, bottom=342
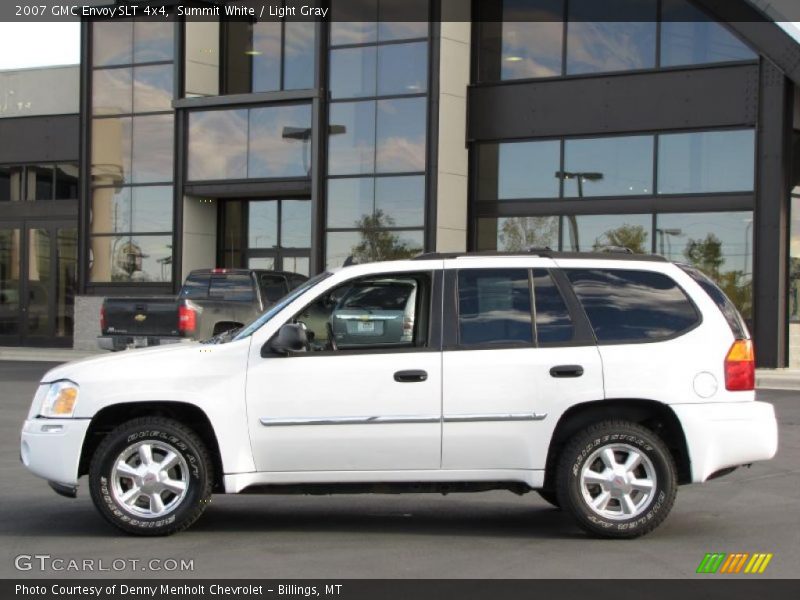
left=1, top=361, right=798, bottom=579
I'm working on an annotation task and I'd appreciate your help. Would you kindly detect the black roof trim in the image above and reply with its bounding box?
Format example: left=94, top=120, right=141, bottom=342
left=412, top=251, right=669, bottom=263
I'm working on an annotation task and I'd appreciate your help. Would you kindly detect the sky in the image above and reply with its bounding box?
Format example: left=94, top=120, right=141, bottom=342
left=0, top=20, right=798, bottom=71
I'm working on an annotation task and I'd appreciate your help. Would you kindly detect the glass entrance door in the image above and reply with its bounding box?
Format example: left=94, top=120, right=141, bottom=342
left=0, top=221, right=77, bottom=347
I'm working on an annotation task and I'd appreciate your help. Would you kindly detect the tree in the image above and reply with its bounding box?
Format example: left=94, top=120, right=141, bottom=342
left=684, top=234, right=724, bottom=279
left=498, top=217, right=558, bottom=251
left=350, top=210, right=422, bottom=263
left=593, top=224, right=648, bottom=254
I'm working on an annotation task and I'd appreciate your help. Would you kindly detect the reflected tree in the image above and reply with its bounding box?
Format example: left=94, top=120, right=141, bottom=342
left=684, top=234, right=724, bottom=279
left=498, top=217, right=558, bottom=251
left=593, top=224, right=648, bottom=254
left=350, top=210, right=422, bottom=263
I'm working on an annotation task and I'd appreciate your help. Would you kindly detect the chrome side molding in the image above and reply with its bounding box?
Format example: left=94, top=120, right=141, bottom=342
left=260, top=413, right=547, bottom=427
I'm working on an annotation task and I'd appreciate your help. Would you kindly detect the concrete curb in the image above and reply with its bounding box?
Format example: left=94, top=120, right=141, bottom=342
left=756, top=370, right=800, bottom=391
left=0, top=347, right=108, bottom=363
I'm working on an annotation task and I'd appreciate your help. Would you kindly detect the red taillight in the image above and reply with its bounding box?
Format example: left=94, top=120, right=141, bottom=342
left=725, top=339, right=755, bottom=391
left=178, top=304, right=197, bottom=334
left=100, top=305, right=106, bottom=331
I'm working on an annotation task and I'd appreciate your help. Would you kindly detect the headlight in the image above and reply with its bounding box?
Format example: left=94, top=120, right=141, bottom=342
left=39, top=381, right=79, bottom=418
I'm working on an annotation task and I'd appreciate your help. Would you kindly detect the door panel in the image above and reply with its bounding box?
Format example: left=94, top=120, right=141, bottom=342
left=442, top=346, right=604, bottom=470
left=246, top=351, right=442, bottom=472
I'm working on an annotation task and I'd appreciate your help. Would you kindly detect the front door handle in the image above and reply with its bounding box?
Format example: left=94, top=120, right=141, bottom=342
left=394, top=369, right=428, bottom=383
left=550, top=365, right=584, bottom=378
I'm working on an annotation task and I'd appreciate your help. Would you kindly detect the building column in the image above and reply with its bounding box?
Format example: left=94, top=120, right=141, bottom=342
left=754, top=61, right=793, bottom=368
left=432, top=1, right=470, bottom=252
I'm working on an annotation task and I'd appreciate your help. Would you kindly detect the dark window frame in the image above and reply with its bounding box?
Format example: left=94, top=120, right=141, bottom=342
left=0, top=163, right=80, bottom=202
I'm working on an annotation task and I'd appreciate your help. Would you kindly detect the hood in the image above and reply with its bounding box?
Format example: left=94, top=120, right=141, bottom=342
left=41, top=342, right=203, bottom=384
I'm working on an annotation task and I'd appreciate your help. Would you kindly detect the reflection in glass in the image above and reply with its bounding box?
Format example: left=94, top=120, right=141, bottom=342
left=248, top=201, right=278, bottom=249
left=133, top=20, right=174, bottom=63
left=0, top=167, right=23, bottom=202
left=376, top=176, right=425, bottom=228
left=281, top=200, right=312, bottom=248
left=184, top=21, right=220, bottom=97
left=477, top=216, right=560, bottom=252
left=533, top=268, right=574, bottom=344
left=326, top=228, right=423, bottom=270
left=27, top=165, right=54, bottom=201
left=563, top=136, right=653, bottom=197
left=376, top=98, right=426, bottom=173
left=222, top=200, right=243, bottom=268
left=790, top=191, right=800, bottom=331
left=501, top=21, right=563, bottom=79
left=562, top=214, right=651, bottom=253
left=248, top=104, right=312, bottom=178
left=378, top=0, right=429, bottom=40
left=458, top=269, right=533, bottom=346
left=252, top=21, right=282, bottom=92
left=283, top=22, right=316, bottom=90
left=55, top=164, right=79, bottom=200
left=248, top=257, right=276, bottom=270
left=132, top=186, right=173, bottom=232
left=133, top=64, right=174, bottom=112
left=478, top=141, right=560, bottom=200
left=327, top=178, right=375, bottom=228
left=92, top=21, right=133, bottom=67
left=330, top=16, right=378, bottom=46
left=89, top=235, right=172, bottom=282
left=91, top=186, right=132, bottom=234
left=656, top=211, right=752, bottom=320
left=0, top=228, right=21, bottom=335
left=92, top=68, right=132, bottom=116
left=328, top=101, right=376, bottom=175
left=657, top=130, right=755, bottom=195
left=330, top=46, right=377, bottom=99
left=566, top=0, right=657, bottom=75
left=91, top=117, right=132, bottom=186
left=188, top=109, right=247, bottom=181
left=377, top=43, right=427, bottom=95
left=55, top=228, right=77, bottom=337
left=661, top=0, right=756, bottom=67
left=281, top=256, right=310, bottom=276
left=27, top=229, right=51, bottom=336
left=379, top=21, right=428, bottom=42
left=132, top=114, right=174, bottom=183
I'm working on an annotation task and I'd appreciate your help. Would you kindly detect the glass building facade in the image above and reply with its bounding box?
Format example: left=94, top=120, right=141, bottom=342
left=4, top=0, right=782, bottom=365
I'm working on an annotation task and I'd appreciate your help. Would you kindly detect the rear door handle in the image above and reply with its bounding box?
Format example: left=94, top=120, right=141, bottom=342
left=394, top=370, right=428, bottom=383
left=549, top=365, right=584, bottom=378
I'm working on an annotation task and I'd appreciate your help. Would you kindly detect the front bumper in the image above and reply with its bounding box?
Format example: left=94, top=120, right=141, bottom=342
left=672, top=401, right=778, bottom=483
left=20, top=418, right=91, bottom=488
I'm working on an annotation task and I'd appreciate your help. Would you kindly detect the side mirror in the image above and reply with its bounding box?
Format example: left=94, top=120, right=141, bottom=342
left=262, top=323, right=308, bottom=357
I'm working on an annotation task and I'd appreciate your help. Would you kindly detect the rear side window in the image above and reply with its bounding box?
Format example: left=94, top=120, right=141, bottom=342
left=566, top=269, right=699, bottom=343
left=679, top=264, right=749, bottom=339
left=258, top=274, right=288, bottom=304
left=180, top=273, right=210, bottom=299
left=533, top=269, right=574, bottom=344
left=209, top=274, right=254, bottom=302
left=458, top=269, right=532, bottom=346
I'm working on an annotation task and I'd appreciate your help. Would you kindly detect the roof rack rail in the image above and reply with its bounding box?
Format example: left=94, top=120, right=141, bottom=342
left=412, top=250, right=668, bottom=262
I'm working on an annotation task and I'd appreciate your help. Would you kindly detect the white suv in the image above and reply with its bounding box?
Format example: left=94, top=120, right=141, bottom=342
left=20, top=253, right=778, bottom=538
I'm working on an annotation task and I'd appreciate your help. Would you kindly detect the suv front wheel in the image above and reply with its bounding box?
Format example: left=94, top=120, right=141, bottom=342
left=89, top=417, right=213, bottom=535
left=556, top=420, right=677, bottom=538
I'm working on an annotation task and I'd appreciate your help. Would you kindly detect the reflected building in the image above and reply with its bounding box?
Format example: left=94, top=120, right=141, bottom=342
left=3, top=0, right=800, bottom=368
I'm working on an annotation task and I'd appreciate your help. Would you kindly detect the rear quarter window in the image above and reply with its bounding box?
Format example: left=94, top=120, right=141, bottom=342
left=678, top=264, right=749, bottom=339
left=209, top=274, right=255, bottom=302
left=565, top=268, right=699, bottom=343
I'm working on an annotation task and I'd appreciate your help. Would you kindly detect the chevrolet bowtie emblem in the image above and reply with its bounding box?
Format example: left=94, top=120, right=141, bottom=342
left=134, top=314, right=147, bottom=322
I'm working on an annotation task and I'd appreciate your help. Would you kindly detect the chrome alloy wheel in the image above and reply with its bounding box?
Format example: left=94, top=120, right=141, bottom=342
left=110, top=441, right=189, bottom=518
left=580, top=443, right=657, bottom=520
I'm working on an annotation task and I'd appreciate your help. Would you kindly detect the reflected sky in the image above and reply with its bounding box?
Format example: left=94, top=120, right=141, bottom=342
left=564, top=136, right=653, bottom=197
left=376, top=98, right=426, bottom=172
left=132, top=114, right=174, bottom=183
left=188, top=109, right=247, bottom=181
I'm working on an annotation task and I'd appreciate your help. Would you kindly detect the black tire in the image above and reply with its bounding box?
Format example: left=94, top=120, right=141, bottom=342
left=537, top=489, right=561, bottom=509
left=555, top=420, right=677, bottom=539
left=89, top=417, right=213, bottom=536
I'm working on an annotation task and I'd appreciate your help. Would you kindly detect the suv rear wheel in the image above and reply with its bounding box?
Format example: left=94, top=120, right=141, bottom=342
left=89, top=417, right=213, bottom=535
left=556, top=420, right=677, bottom=538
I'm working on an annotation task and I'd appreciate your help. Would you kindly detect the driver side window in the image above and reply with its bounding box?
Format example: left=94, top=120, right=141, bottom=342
left=292, top=273, right=430, bottom=352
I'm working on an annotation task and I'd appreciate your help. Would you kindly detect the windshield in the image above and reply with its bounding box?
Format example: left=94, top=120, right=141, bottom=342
left=233, top=272, right=331, bottom=341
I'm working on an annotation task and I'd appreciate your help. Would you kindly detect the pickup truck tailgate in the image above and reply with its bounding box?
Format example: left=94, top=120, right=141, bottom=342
left=102, top=297, right=179, bottom=336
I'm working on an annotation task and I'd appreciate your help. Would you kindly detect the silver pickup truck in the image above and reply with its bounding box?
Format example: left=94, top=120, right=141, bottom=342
left=98, top=269, right=307, bottom=351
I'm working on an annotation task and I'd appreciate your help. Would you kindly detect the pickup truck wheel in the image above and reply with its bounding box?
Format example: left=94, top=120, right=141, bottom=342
left=556, top=420, right=677, bottom=539
left=89, top=417, right=213, bottom=536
